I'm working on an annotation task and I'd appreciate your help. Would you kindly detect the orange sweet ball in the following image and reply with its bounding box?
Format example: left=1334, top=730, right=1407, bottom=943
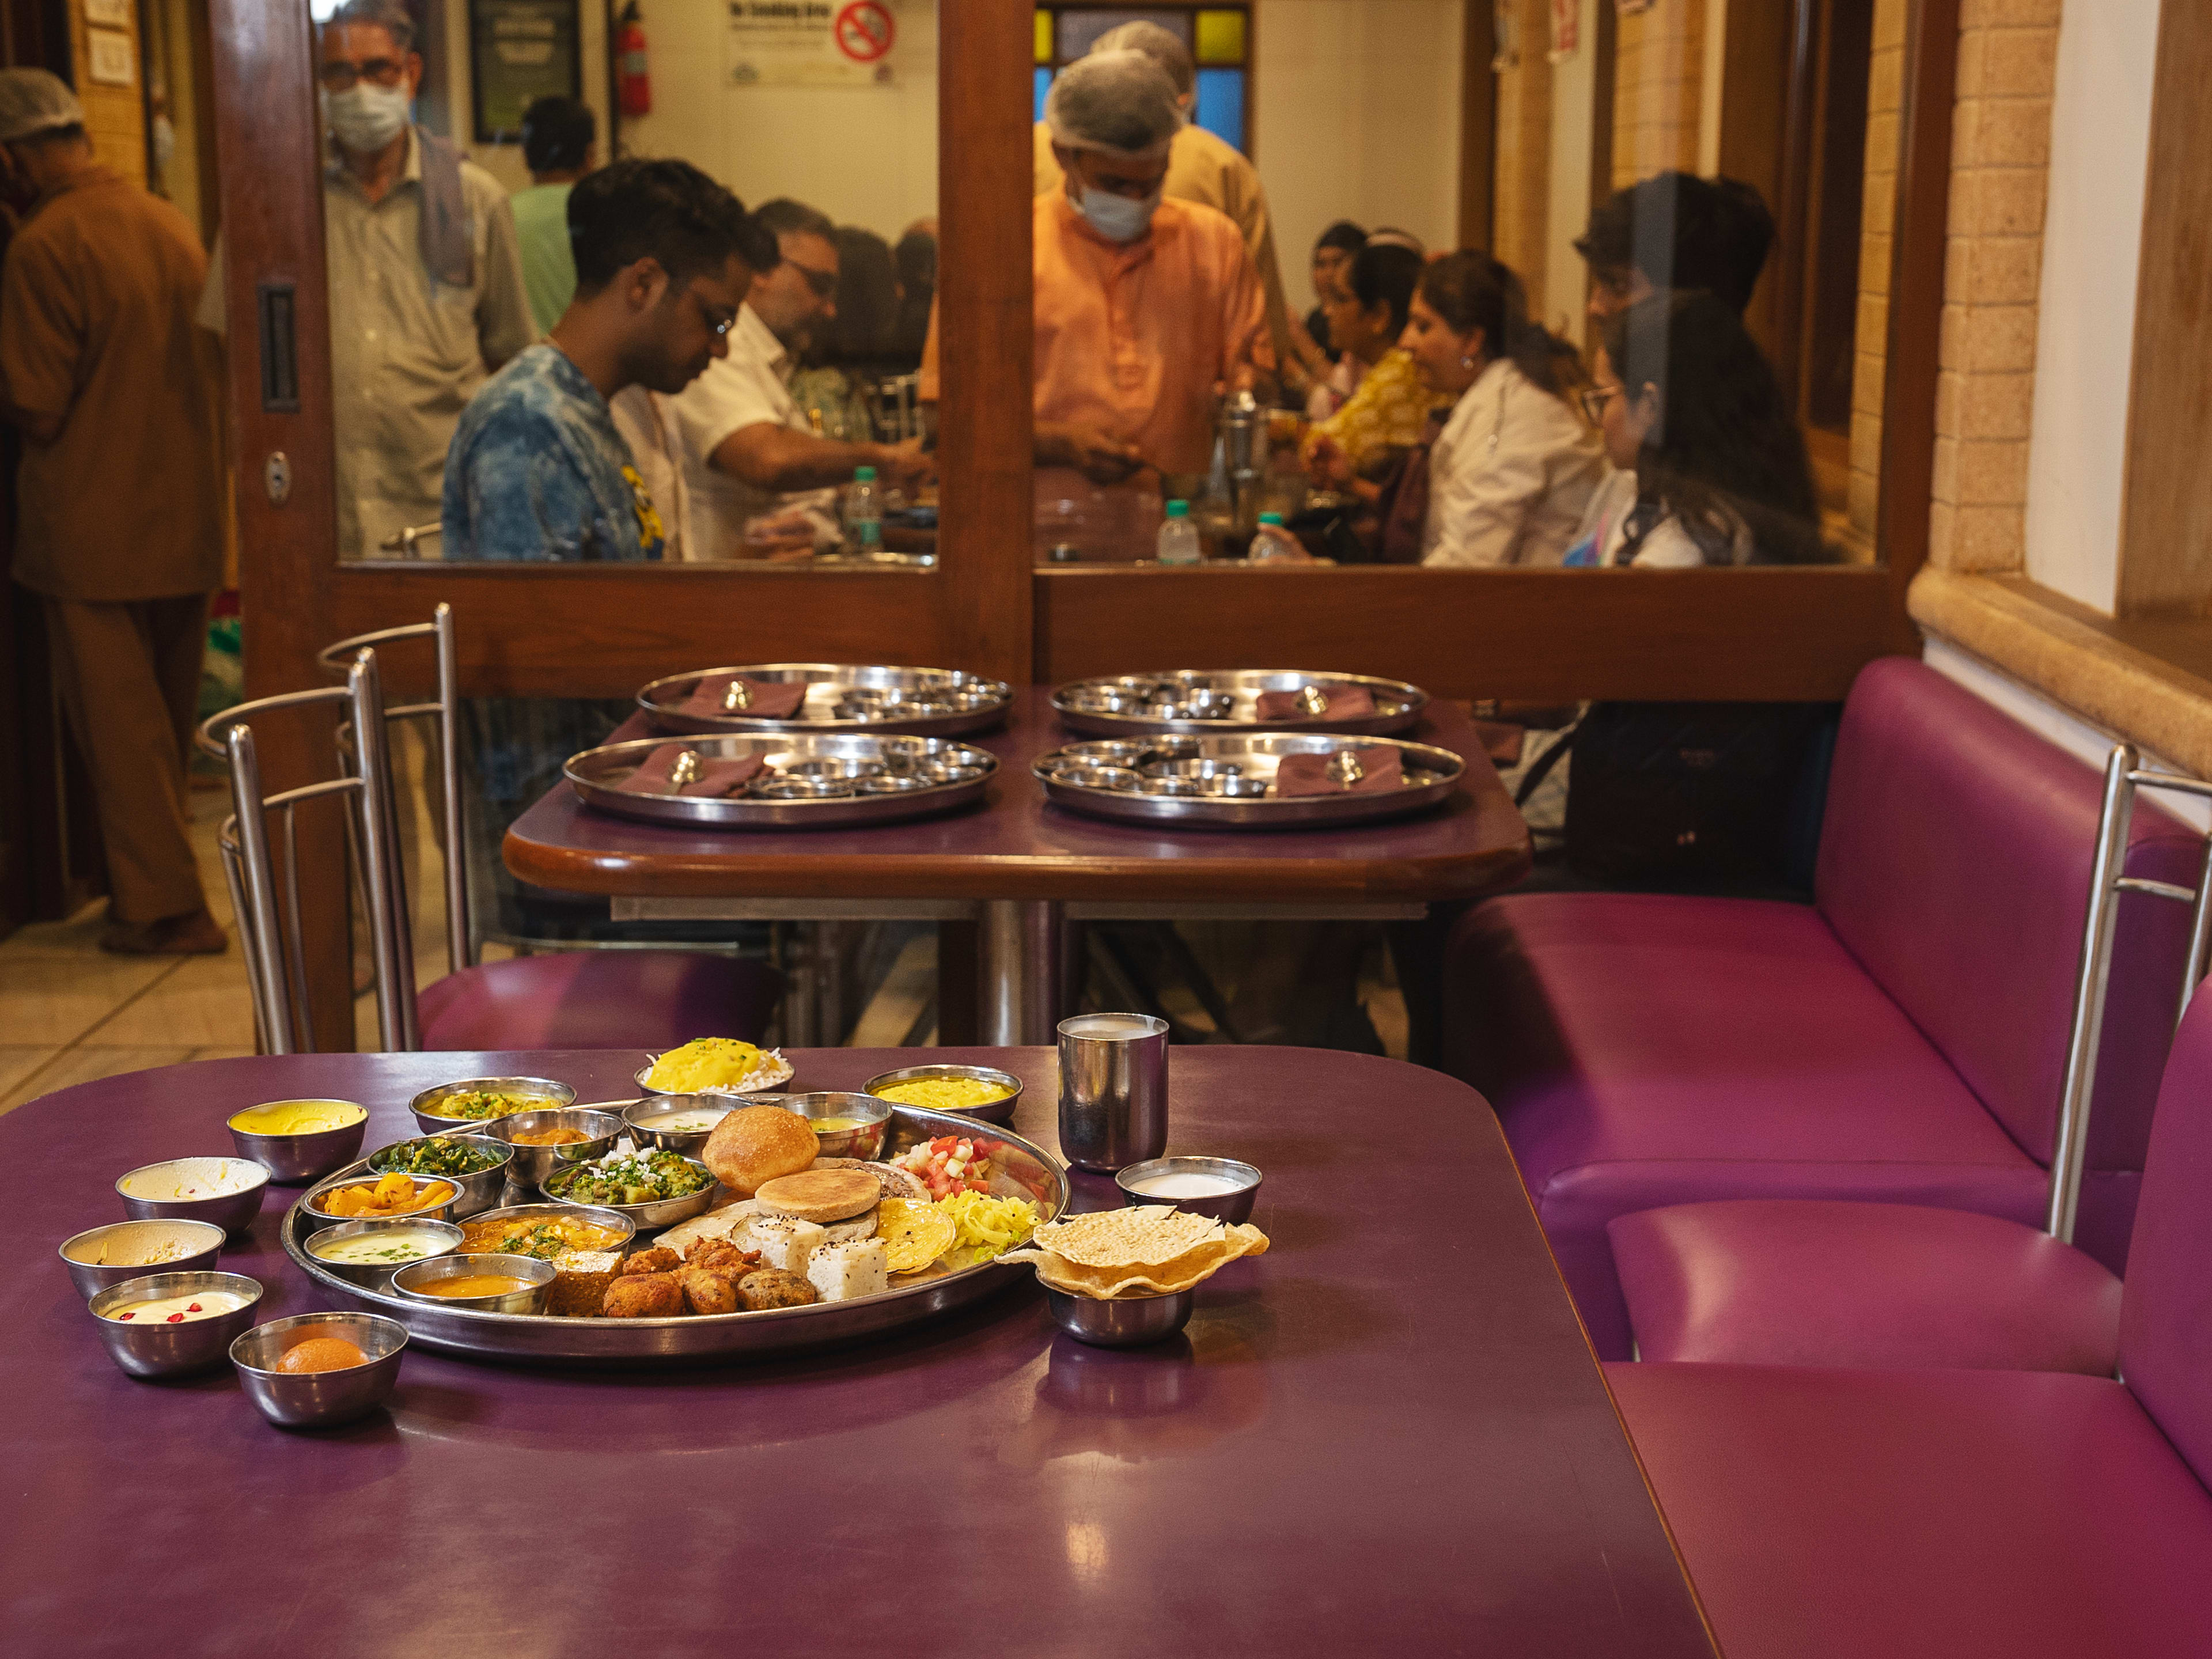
left=275, top=1336, right=368, bottom=1374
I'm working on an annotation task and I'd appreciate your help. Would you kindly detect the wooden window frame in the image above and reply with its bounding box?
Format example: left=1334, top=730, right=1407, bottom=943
left=207, top=0, right=1953, bottom=1044
left=1035, top=3, right=1256, bottom=156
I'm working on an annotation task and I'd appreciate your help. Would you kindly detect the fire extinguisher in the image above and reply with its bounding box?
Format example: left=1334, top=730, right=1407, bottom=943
left=617, top=2, right=652, bottom=118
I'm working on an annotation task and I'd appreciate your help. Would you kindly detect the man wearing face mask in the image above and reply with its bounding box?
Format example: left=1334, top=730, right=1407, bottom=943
left=922, top=51, right=1269, bottom=509
left=0, top=70, right=227, bottom=955
left=667, top=197, right=930, bottom=560
left=196, top=0, right=533, bottom=561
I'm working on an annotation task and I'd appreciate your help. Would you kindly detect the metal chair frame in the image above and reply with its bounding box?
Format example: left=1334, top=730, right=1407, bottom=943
left=2047, top=745, right=2212, bottom=1242
left=196, top=652, right=410, bottom=1055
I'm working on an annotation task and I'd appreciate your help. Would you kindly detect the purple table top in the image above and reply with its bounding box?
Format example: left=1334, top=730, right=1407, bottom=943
left=6, top=1047, right=1712, bottom=1657
left=504, top=688, right=1532, bottom=904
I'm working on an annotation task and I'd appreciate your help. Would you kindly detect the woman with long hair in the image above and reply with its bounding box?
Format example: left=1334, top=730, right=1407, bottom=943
left=1301, top=240, right=1445, bottom=476
left=1568, top=289, right=1824, bottom=566
left=1395, top=251, right=1604, bottom=566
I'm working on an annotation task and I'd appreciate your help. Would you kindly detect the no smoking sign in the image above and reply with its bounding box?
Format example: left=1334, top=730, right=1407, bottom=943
left=835, top=0, right=895, bottom=62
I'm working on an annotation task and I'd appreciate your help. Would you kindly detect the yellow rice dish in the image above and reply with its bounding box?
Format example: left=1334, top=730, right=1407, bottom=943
left=870, top=1075, right=1012, bottom=1112
left=643, top=1038, right=777, bottom=1093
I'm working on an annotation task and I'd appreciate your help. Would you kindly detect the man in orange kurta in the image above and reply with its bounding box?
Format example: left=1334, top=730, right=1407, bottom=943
left=922, top=50, right=1270, bottom=529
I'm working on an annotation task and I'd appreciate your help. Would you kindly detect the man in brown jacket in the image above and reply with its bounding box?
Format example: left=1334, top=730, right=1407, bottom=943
left=0, top=70, right=226, bottom=954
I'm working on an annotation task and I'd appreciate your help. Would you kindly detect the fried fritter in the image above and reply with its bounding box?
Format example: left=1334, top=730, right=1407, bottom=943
left=677, top=1265, right=741, bottom=1316
left=619, top=1247, right=680, bottom=1277
left=601, top=1271, right=684, bottom=1317
left=738, top=1268, right=818, bottom=1310
left=684, top=1238, right=753, bottom=1271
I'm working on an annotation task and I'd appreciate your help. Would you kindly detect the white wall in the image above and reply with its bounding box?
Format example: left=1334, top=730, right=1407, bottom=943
left=1253, top=0, right=1464, bottom=313
left=2021, top=0, right=2160, bottom=616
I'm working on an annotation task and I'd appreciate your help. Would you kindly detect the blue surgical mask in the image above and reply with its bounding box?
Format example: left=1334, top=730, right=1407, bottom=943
left=1075, top=183, right=1161, bottom=244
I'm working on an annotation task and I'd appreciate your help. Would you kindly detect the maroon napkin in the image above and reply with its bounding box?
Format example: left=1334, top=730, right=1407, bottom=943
left=1273, top=747, right=1405, bottom=797
left=616, top=744, right=767, bottom=798
left=1474, top=719, right=1526, bottom=768
left=1255, top=683, right=1380, bottom=722
left=679, top=674, right=809, bottom=719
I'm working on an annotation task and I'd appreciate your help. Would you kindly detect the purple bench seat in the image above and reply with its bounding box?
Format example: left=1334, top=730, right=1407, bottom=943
left=1604, top=977, right=2212, bottom=1659
left=1444, top=659, right=2197, bottom=1359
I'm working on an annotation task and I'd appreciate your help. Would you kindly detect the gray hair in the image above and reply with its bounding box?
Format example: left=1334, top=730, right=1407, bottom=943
left=1090, top=21, right=1194, bottom=98
left=326, top=0, right=416, bottom=55
left=1044, top=50, right=1182, bottom=159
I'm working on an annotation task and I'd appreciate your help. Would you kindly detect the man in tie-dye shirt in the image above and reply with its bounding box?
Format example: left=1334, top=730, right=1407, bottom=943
left=443, top=158, right=772, bottom=562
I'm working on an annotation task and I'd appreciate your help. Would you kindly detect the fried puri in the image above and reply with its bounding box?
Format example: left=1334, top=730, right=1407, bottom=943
left=619, top=1246, right=680, bottom=1277
left=738, top=1268, right=819, bottom=1310
left=703, top=1104, right=820, bottom=1198
left=601, top=1271, right=684, bottom=1318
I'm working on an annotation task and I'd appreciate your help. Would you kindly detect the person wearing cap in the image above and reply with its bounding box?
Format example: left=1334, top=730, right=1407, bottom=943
left=1032, top=21, right=1299, bottom=384
left=666, top=197, right=930, bottom=560
left=0, top=69, right=226, bottom=955
left=926, top=50, right=1270, bottom=510
left=196, top=0, right=533, bottom=560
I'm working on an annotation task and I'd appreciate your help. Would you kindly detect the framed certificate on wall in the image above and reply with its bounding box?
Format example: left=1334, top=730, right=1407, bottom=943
left=470, top=0, right=582, bottom=145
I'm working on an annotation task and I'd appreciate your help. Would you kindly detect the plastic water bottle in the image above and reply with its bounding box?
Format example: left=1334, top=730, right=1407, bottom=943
left=1249, top=510, right=1305, bottom=563
left=1156, top=499, right=1202, bottom=566
left=844, top=465, right=882, bottom=550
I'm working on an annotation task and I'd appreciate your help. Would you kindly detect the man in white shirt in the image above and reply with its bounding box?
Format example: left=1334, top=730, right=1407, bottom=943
left=668, top=197, right=928, bottom=558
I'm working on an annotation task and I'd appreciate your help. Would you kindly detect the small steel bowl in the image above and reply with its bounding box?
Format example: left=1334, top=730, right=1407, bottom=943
left=455, top=1202, right=638, bottom=1257
left=115, top=1157, right=271, bottom=1240
left=300, top=1172, right=462, bottom=1231
left=89, top=1271, right=265, bottom=1379
left=408, top=1075, right=575, bottom=1135
left=918, top=763, right=985, bottom=786
left=1113, top=1156, right=1263, bottom=1224
left=59, top=1219, right=226, bottom=1301
left=1066, top=740, right=1150, bottom=765
left=771, top=1091, right=893, bottom=1158
left=622, top=1096, right=734, bottom=1156
left=540, top=1155, right=719, bottom=1230
left=1046, top=1286, right=1196, bottom=1348
left=755, top=776, right=855, bottom=800
left=1211, top=775, right=1271, bottom=799
left=366, top=1135, right=513, bottom=1218
left=302, top=1218, right=465, bottom=1287
left=230, top=1312, right=407, bottom=1430
left=1145, top=758, right=1241, bottom=780
left=392, top=1251, right=555, bottom=1314
left=857, top=773, right=933, bottom=794
left=493, top=1107, right=626, bottom=1187
left=1058, top=764, right=1143, bottom=792
left=1138, top=776, right=1202, bottom=797
left=861, top=1063, right=1024, bottom=1127
left=225, top=1101, right=368, bottom=1185
left=783, top=757, right=883, bottom=779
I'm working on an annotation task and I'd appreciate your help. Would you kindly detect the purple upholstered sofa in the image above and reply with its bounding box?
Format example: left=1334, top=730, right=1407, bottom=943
left=1442, top=658, right=2199, bottom=1360
left=1605, top=975, right=2212, bottom=1659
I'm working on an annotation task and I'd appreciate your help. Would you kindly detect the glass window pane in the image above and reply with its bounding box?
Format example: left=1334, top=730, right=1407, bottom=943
left=1036, top=9, right=1053, bottom=65
left=1035, top=66, right=1055, bottom=123
left=1192, top=67, right=1244, bottom=150
left=1194, top=10, right=1246, bottom=65
left=1058, top=9, right=1190, bottom=62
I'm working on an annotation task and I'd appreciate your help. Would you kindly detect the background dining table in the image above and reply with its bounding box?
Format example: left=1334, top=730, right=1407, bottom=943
left=7, top=1044, right=1714, bottom=1657
left=503, top=688, right=1532, bottom=1044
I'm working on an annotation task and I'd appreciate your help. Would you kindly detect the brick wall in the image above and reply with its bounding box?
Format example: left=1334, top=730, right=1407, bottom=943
left=1491, top=0, right=1553, bottom=300
left=1927, top=0, right=2059, bottom=573
left=1611, top=0, right=1703, bottom=190
left=68, top=0, right=148, bottom=187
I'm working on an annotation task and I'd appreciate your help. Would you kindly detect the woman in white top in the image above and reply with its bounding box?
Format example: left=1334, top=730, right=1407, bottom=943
left=1400, top=252, right=1605, bottom=567
left=1563, top=289, right=1823, bottom=567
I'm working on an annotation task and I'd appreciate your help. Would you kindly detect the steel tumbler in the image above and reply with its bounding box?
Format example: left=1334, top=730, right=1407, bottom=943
left=1057, top=1013, right=1169, bottom=1171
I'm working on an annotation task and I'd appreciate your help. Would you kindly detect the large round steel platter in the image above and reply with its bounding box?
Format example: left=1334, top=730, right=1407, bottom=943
left=280, top=1103, right=1066, bottom=1366
left=567, top=733, right=997, bottom=830
left=641, top=662, right=1013, bottom=737
left=1035, top=733, right=1464, bottom=828
left=1052, top=670, right=1428, bottom=737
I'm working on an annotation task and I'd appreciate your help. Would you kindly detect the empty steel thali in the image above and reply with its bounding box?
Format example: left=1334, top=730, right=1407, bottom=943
left=568, top=734, right=997, bottom=830
left=641, top=663, right=1013, bottom=738
left=1035, top=734, right=1463, bottom=828
left=1052, top=671, right=1427, bottom=737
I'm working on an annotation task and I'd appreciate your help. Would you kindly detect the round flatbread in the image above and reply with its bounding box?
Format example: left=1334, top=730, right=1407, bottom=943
left=813, top=1157, right=930, bottom=1202
left=755, top=1168, right=882, bottom=1223
left=1028, top=1204, right=1220, bottom=1268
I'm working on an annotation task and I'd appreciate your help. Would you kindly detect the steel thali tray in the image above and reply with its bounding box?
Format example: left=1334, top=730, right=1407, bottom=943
left=1052, top=670, right=1427, bottom=738
left=568, top=734, right=996, bottom=831
left=642, top=662, right=1012, bottom=738
left=280, top=1101, right=1066, bottom=1366
left=1036, top=733, right=1463, bottom=828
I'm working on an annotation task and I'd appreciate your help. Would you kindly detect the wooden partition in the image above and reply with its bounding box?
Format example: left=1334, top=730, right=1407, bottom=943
left=205, top=0, right=1953, bottom=1044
